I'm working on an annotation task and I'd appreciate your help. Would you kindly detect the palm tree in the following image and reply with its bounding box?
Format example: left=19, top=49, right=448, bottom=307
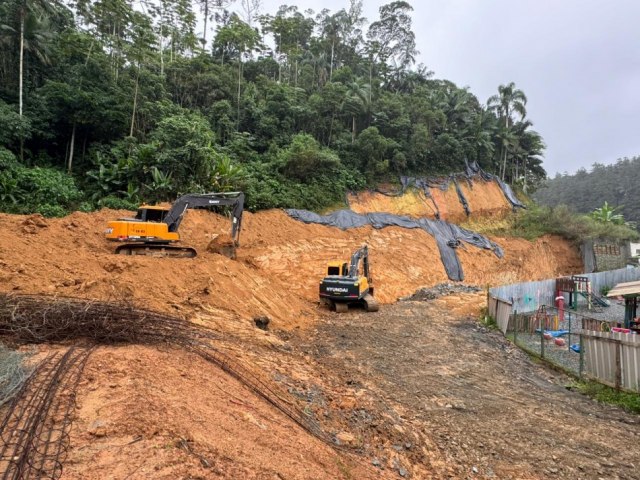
left=3, top=0, right=59, bottom=162
left=342, top=79, right=370, bottom=143
left=510, top=122, right=544, bottom=191
left=487, top=82, right=527, bottom=180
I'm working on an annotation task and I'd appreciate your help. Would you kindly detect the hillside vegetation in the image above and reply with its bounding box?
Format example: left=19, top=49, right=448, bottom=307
left=534, top=157, right=640, bottom=227
left=0, top=0, right=546, bottom=215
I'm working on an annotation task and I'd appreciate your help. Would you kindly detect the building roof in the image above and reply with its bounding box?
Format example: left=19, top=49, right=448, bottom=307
left=607, top=280, right=640, bottom=298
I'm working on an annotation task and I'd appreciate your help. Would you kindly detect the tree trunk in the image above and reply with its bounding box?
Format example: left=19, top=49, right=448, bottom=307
left=237, top=58, right=242, bottom=130
left=501, top=147, right=507, bottom=181
left=501, top=110, right=509, bottom=180
left=352, top=115, right=356, bottom=144
left=330, top=40, right=334, bottom=82
left=85, top=39, right=95, bottom=67
left=19, top=9, right=24, bottom=162
left=328, top=112, right=335, bottom=147
left=67, top=122, right=76, bottom=173
left=368, top=62, right=372, bottom=105
left=81, top=133, right=87, bottom=163
left=203, top=0, right=209, bottom=51
left=129, top=63, right=140, bottom=137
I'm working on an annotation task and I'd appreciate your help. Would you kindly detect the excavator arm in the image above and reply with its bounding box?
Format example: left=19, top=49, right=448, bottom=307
left=347, top=245, right=370, bottom=280
left=163, top=192, right=244, bottom=245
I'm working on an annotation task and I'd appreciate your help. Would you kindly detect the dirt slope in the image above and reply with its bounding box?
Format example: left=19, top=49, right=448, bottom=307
left=348, top=179, right=512, bottom=223
left=64, top=345, right=378, bottom=480
left=303, top=295, right=640, bottom=479
left=0, top=207, right=588, bottom=479
left=0, top=209, right=581, bottom=331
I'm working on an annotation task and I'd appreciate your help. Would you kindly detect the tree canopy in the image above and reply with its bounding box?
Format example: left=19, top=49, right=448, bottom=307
left=0, top=0, right=547, bottom=215
left=534, top=157, right=640, bottom=228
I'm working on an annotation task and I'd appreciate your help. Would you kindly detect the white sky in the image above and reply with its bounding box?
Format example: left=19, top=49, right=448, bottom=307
left=249, top=0, right=640, bottom=176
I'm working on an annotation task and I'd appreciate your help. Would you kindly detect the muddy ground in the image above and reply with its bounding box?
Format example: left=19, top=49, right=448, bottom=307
left=287, top=293, right=640, bottom=479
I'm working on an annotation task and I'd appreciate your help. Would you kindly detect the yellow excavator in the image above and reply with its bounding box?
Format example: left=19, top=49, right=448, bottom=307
left=104, top=192, right=244, bottom=257
left=319, top=245, right=379, bottom=313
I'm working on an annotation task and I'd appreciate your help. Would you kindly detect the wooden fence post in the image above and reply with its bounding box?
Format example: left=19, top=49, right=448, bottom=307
left=615, top=340, right=622, bottom=391
left=579, top=334, right=584, bottom=378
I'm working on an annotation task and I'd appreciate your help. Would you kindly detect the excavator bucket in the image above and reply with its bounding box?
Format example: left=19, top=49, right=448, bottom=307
left=206, top=234, right=237, bottom=260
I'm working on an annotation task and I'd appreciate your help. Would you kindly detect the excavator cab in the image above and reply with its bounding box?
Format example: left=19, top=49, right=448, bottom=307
left=319, top=245, right=379, bottom=313
left=326, top=261, right=348, bottom=276
left=134, top=206, right=170, bottom=222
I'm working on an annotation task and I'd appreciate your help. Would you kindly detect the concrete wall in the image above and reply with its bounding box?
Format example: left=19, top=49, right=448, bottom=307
left=582, top=239, right=630, bottom=272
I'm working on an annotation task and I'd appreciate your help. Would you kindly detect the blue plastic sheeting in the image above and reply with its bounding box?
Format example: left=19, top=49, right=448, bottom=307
left=285, top=209, right=503, bottom=282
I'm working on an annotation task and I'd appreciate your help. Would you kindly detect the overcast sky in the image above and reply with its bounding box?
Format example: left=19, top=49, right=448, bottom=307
left=256, top=0, right=640, bottom=176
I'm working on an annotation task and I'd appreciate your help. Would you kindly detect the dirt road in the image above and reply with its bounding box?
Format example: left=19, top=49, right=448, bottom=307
left=300, top=293, right=640, bottom=479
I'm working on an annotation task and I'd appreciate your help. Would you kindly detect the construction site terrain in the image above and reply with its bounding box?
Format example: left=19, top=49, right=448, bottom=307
left=2, top=199, right=638, bottom=479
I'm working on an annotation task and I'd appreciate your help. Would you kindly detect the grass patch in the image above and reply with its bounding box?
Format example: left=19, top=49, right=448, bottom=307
left=478, top=308, right=498, bottom=329
left=487, top=204, right=639, bottom=242
left=570, top=380, right=640, bottom=414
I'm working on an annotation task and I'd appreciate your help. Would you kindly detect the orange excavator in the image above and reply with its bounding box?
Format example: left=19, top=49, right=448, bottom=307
left=104, top=192, right=244, bottom=258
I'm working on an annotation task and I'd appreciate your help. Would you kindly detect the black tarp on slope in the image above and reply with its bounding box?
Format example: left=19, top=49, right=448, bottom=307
left=398, top=160, right=526, bottom=212
left=464, top=160, right=526, bottom=209
left=285, top=209, right=503, bottom=282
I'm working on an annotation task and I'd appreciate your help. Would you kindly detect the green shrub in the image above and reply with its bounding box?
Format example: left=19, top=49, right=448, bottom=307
left=78, top=202, right=95, bottom=213
left=571, top=380, right=640, bottom=414
left=98, top=196, right=139, bottom=211
left=510, top=204, right=639, bottom=242
left=0, top=147, right=18, bottom=169
left=36, top=204, right=68, bottom=218
left=0, top=164, right=82, bottom=216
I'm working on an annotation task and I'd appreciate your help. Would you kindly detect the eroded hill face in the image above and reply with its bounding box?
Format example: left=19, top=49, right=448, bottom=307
left=0, top=208, right=582, bottom=331
left=348, top=179, right=513, bottom=223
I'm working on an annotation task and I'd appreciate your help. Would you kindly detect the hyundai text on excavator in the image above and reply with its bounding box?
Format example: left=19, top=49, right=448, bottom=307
left=104, top=192, right=244, bottom=258
left=319, top=245, right=379, bottom=313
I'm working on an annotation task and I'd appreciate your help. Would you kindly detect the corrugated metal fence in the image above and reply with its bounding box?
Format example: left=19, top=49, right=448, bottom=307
left=487, top=266, right=640, bottom=392
left=487, top=295, right=512, bottom=333
left=582, top=330, right=640, bottom=392
left=489, top=267, right=640, bottom=313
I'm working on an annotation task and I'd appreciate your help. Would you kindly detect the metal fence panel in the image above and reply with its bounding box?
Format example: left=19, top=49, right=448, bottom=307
left=581, top=330, right=640, bottom=392
left=487, top=295, right=512, bottom=334
left=489, top=267, right=640, bottom=313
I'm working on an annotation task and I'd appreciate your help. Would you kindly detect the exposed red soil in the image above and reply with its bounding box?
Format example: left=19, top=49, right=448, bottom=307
left=0, top=206, right=588, bottom=479
left=459, top=178, right=512, bottom=219
left=348, top=178, right=512, bottom=223
left=0, top=209, right=581, bottom=330
left=62, top=345, right=378, bottom=480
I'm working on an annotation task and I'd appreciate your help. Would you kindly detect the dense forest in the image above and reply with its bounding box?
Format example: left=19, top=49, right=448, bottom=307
left=534, top=157, right=640, bottom=227
left=0, top=0, right=547, bottom=215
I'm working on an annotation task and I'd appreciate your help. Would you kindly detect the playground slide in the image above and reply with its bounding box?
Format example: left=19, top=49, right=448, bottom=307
left=577, top=291, right=610, bottom=307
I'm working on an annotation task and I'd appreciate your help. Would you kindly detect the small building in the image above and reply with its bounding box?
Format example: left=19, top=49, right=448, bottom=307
left=582, top=239, right=634, bottom=272
left=606, top=280, right=640, bottom=330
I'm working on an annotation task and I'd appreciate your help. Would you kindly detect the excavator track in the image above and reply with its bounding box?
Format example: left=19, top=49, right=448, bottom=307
left=363, top=294, right=379, bottom=312
left=334, top=302, right=349, bottom=313
left=115, top=244, right=197, bottom=258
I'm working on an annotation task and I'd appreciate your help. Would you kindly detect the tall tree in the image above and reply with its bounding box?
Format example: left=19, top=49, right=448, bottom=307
left=366, top=1, right=417, bottom=103
left=487, top=81, right=527, bottom=180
